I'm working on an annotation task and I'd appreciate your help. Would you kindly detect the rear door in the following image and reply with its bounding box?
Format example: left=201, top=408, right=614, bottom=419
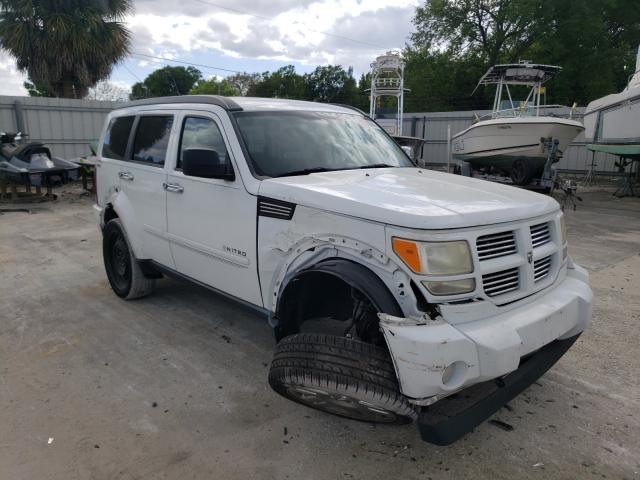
left=117, top=112, right=176, bottom=268
left=165, top=111, right=262, bottom=306
left=98, top=115, right=134, bottom=210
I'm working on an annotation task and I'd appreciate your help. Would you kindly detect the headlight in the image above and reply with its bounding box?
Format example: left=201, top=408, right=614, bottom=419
left=392, top=238, right=473, bottom=275
left=559, top=214, right=567, bottom=245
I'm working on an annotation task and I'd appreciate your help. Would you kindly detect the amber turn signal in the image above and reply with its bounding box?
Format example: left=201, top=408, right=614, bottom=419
left=392, top=238, right=421, bottom=273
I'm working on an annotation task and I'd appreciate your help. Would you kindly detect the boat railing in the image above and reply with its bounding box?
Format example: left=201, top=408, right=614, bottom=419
left=374, top=77, right=401, bottom=89
left=474, top=104, right=579, bottom=122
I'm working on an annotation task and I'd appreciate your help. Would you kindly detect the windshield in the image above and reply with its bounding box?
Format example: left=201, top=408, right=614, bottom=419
left=233, top=111, right=414, bottom=177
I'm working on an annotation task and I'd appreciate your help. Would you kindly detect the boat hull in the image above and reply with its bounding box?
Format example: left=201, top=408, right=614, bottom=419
left=452, top=117, right=584, bottom=174
left=584, top=89, right=640, bottom=151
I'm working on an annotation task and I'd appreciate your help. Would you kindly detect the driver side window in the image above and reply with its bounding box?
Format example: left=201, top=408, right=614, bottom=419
left=178, top=117, right=229, bottom=170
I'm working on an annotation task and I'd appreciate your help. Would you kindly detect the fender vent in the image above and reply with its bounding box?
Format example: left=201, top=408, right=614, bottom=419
left=258, top=196, right=296, bottom=220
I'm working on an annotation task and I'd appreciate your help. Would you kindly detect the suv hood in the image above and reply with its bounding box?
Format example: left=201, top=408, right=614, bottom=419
left=259, top=168, right=559, bottom=230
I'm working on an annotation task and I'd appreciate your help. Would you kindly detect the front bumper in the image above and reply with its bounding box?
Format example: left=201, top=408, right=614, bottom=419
left=417, top=333, right=580, bottom=445
left=379, top=262, right=592, bottom=401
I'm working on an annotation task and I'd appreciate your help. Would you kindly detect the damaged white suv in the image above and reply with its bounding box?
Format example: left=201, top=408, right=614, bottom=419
left=95, top=96, right=592, bottom=444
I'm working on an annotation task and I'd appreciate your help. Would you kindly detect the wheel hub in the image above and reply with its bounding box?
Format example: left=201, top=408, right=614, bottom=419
left=113, top=238, right=128, bottom=276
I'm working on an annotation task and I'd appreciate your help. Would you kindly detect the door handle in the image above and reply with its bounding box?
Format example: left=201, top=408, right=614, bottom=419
left=163, top=182, right=184, bottom=193
left=118, top=171, right=134, bottom=181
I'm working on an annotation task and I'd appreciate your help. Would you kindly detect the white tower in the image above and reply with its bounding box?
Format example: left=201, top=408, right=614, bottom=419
left=368, top=51, right=408, bottom=136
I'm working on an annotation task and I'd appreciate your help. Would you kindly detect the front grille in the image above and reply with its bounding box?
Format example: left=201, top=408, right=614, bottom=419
left=476, top=230, right=517, bottom=260
left=530, top=222, right=551, bottom=248
left=482, top=267, right=520, bottom=297
left=534, top=256, right=553, bottom=282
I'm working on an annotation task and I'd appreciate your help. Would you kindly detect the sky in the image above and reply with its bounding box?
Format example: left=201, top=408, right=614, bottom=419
left=0, top=0, right=419, bottom=96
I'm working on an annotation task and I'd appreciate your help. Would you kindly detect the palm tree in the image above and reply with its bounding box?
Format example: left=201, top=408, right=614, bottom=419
left=0, top=0, right=132, bottom=98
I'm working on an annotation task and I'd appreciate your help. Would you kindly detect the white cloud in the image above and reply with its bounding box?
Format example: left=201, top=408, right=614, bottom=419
left=0, top=0, right=420, bottom=96
left=0, top=52, right=27, bottom=96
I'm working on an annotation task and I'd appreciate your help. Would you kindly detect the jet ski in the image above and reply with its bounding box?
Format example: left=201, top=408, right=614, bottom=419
left=0, top=132, right=79, bottom=186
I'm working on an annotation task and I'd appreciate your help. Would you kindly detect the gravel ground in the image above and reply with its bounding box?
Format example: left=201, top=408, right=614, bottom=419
left=0, top=184, right=638, bottom=480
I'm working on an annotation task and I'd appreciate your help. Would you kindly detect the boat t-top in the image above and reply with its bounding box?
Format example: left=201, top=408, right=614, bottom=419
left=452, top=61, right=584, bottom=185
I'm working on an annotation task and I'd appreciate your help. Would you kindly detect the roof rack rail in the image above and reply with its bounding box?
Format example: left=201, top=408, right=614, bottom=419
left=117, top=95, right=243, bottom=111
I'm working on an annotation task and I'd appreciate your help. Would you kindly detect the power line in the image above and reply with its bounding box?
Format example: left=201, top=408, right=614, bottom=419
left=191, top=0, right=385, bottom=49
left=130, top=52, right=244, bottom=74
left=122, top=63, right=143, bottom=82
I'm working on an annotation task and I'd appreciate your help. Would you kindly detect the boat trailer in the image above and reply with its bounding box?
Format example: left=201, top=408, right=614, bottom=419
left=454, top=138, right=560, bottom=194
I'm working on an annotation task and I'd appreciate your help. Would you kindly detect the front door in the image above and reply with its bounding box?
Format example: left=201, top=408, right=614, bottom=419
left=165, top=112, right=262, bottom=307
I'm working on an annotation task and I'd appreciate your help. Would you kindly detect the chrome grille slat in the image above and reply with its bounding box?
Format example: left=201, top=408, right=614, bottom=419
left=534, top=256, right=553, bottom=282
left=476, top=230, right=516, bottom=261
left=530, top=223, right=551, bottom=248
left=482, top=267, right=519, bottom=297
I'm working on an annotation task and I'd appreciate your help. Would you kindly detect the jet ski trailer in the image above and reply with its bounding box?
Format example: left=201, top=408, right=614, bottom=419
left=452, top=62, right=584, bottom=189
left=0, top=132, right=79, bottom=190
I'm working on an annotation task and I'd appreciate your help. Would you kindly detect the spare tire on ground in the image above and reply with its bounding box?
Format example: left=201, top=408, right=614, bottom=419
left=268, top=333, right=417, bottom=424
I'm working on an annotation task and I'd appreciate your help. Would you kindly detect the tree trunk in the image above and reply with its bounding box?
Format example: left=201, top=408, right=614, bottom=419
left=61, top=78, right=75, bottom=98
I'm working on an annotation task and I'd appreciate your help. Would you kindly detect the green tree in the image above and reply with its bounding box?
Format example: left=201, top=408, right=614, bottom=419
left=530, top=0, right=640, bottom=105
left=0, top=0, right=132, bottom=98
left=189, top=77, right=239, bottom=96
left=226, top=72, right=262, bottom=96
left=305, top=65, right=359, bottom=103
left=248, top=65, right=308, bottom=99
left=412, top=0, right=543, bottom=66
left=23, top=81, right=52, bottom=97
left=408, top=0, right=640, bottom=110
left=130, top=66, right=203, bottom=99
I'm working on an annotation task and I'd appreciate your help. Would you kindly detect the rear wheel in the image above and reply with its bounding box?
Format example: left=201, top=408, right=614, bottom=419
left=103, top=219, right=155, bottom=299
left=269, top=333, right=417, bottom=424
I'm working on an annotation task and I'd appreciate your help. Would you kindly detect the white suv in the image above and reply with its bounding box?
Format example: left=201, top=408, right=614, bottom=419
left=94, top=96, right=592, bottom=445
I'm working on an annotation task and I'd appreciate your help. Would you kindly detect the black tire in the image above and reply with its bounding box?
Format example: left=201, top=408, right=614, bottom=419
left=269, top=333, right=417, bottom=425
left=103, top=219, right=155, bottom=300
left=510, top=158, right=534, bottom=186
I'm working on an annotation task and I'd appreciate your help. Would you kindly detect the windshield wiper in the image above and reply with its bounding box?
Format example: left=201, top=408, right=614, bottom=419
left=355, top=163, right=395, bottom=169
left=275, top=167, right=341, bottom=178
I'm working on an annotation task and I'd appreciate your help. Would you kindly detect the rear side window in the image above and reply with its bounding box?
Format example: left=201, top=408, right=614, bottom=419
left=178, top=117, right=228, bottom=170
left=131, top=115, right=174, bottom=166
left=102, top=116, right=134, bottom=160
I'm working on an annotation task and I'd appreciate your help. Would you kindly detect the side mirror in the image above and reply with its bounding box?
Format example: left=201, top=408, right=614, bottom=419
left=182, top=148, right=235, bottom=181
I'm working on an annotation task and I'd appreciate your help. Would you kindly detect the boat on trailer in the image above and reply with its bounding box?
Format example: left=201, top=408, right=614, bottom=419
left=583, top=45, right=640, bottom=159
left=452, top=62, right=584, bottom=185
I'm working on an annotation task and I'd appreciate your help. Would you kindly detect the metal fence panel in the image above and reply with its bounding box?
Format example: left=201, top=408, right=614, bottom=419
left=0, top=96, right=123, bottom=159
left=0, top=96, right=621, bottom=173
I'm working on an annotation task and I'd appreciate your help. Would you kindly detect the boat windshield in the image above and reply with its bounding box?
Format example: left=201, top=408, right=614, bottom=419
left=493, top=100, right=538, bottom=118
left=233, top=111, right=414, bottom=178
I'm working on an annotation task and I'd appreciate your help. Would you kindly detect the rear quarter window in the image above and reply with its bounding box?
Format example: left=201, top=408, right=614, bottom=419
left=131, top=115, right=174, bottom=166
left=102, top=116, right=134, bottom=160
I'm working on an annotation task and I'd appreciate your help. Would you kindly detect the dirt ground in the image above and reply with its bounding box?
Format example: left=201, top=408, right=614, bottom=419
left=0, top=184, right=639, bottom=480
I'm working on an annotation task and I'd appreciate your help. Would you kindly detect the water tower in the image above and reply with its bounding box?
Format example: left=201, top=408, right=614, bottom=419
left=368, top=51, right=408, bottom=136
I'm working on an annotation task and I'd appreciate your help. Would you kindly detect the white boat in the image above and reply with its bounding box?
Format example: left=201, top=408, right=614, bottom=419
left=452, top=62, right=584, bottom=185
left=583, top=46, right=640, bottom=159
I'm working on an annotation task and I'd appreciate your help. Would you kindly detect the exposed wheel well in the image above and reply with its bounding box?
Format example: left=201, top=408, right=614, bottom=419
left=274, top=259, right=402, bottom=347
